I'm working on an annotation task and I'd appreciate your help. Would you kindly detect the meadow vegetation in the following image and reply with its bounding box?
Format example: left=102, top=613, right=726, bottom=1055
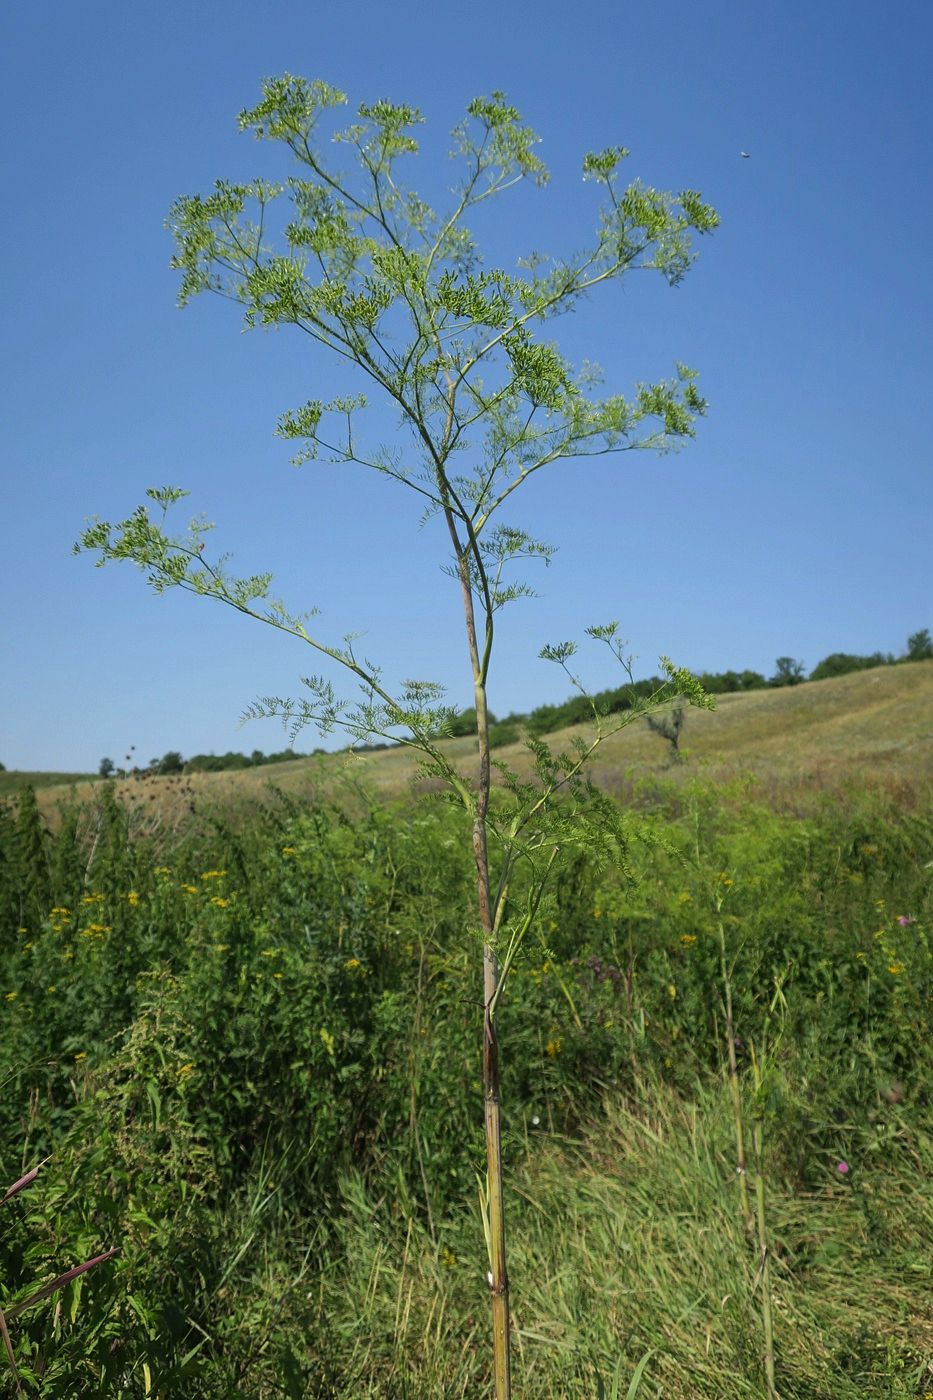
left=9, top=59, right=931, bottom=1394
left=0, top=704, right=930, bottom=1395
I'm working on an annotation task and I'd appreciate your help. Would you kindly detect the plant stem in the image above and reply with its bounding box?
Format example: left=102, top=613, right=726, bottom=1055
left=0, top=1306, right=24, bottom=1395
left=749, top=1043, right=779, bottom=1400
left=455, top=537, right=511, bottom=1397
left=484, top=983, right=510, bottom=1398
left=717, top=912, right=753, bottom=1236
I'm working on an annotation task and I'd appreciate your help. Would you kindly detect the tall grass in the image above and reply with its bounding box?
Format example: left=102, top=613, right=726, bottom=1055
left=302, top=1079, right=930, bottom=1397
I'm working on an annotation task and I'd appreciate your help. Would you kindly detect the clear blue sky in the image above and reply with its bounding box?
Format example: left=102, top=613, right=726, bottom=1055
left=3, top=0, right=931, bottom=772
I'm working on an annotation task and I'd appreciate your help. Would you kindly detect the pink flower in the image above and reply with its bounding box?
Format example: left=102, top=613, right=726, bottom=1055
left=896, top=915, right=912, bottom=926
left=836, top=1160, right=849, bottom=1174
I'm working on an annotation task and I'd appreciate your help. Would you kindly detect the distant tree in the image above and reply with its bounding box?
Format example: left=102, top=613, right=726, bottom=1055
left=809, top=651, right=890, bottom=682
left=697, top=672, right=730, bottom=695
left=770, top=657, right=805, bottom=687
left=0, top=761, right=5, bottom=772
left=98, top=757, right=115, bottom=779
left=645, top=697, right=686, bottom=762
left=446, top=706, right=502, bottom=738
left=157, top=751, right=185, bottom=775
left=738, top=670, right=767, bottom=690
left=906, top=628, right=933, bottom=661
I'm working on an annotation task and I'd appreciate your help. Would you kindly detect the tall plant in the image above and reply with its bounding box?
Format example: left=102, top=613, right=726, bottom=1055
left=78, top=75, right=717, bottom=1395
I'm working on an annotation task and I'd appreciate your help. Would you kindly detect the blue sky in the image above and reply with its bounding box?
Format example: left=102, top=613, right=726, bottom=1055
left=2, top=0, right=931, bottom=772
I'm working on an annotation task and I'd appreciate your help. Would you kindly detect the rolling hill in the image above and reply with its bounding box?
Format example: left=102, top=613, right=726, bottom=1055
left=11, top=659, right=932, bottom=823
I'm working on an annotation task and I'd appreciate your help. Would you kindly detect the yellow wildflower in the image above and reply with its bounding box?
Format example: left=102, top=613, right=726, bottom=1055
left=50, top=906, right=71, bottom=917
left=5, top=992, right=17, bottom=1002
left=200, top=870, right=226, bottom=881
left=441, top=1246, right=457, bottom=1267
left=127, top=890, right=140, bottom=906
left=22, top=941, right=33, bottom=951
left=667, top=983, right=677, bottom=999
left=545, top=1038, right=561, bottom=1057
left=680, top=935, right=697, bottom=946
left=593, top=908, right=602, bottom=919
left=180, top=884, right=199, bottom=895
left=74, top=1052, right=86, bottom=1062
left=154, top=866, right=171, bottom=875
left=273, top=972, right=283, bottom=980
left=209, top=896, right=230, bottom=909
left=718, top=873, right=733, bottom=887
left=177, top=1063, right=194, bottom=1078
left=345, top=957, right=361, bottom=969
left=887, top=963, right=904, bottom=975
left=80, top=893, right=105, bottom=905
left=281, top=847, right=296, bottom=857
left=214, top=943, right=229, bottom=953
left=16, top=927, right=27, bottom=934
left=261, top=948, right=279, bottom=958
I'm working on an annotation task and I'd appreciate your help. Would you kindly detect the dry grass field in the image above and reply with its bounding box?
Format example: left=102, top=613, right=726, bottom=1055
left=19, top=659, right=932, bottom=828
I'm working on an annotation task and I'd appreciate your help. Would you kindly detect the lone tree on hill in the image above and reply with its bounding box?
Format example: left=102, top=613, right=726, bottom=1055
left=78, top=75, right=717, bottom=1396
left=771, top=656, right=805, bottom=687
left=906, top=628, right=932, bottom=661
left=645, top=696, right=686, bottom=762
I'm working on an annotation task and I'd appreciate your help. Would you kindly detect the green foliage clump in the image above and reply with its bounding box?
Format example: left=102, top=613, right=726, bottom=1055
left=809, top=651, right=893, bottom=681
left=906, top=629, right=933, bottom=661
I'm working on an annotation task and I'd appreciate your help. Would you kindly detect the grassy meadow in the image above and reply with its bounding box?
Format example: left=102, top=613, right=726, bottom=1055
left=1, top=665, right=931, bottom=1396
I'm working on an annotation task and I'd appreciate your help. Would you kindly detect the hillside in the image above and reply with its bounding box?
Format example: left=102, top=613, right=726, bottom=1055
left=17, top=659, right=932, bottom=822
left=0, top=768, right=95, bottom=798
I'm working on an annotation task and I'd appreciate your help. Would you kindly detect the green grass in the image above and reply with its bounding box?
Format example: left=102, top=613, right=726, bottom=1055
left=299, top=1081, right=932, bottom=1397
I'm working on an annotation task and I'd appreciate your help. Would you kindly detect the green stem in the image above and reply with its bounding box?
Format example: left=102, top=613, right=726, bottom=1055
left=717, top=913, right=753, bottom=1236
left=750, top=1043, right=779, bottom=1400
left=0, top=1305, right=24, bottom=1395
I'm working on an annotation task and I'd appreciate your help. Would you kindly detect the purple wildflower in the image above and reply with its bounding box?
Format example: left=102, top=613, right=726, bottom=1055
left=836, top=1160, right=849, bottom=1175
